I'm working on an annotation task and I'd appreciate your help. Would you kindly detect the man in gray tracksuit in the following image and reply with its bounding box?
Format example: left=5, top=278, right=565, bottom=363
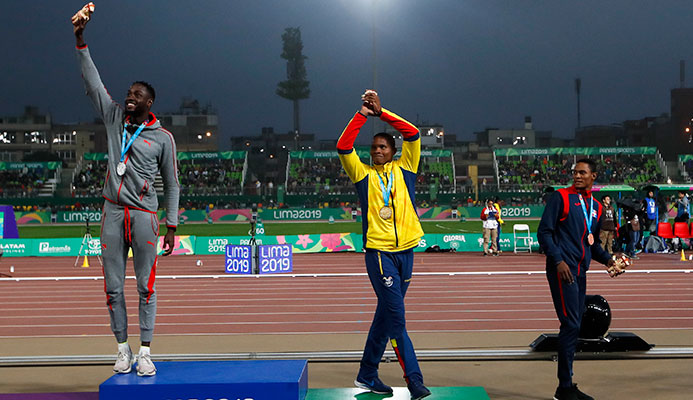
left=73, top=11, right=179, bottom=377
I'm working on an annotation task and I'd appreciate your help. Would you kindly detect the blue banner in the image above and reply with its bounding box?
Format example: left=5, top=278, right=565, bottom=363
left=224, top=245, right=253, bottom=274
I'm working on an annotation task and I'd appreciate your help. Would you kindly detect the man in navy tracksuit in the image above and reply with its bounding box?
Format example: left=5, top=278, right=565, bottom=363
left=538, top=159, right=618, bottom=400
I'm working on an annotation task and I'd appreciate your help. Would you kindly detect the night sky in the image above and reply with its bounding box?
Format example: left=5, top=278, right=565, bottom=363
left=2, top=1, right=693, bottom=148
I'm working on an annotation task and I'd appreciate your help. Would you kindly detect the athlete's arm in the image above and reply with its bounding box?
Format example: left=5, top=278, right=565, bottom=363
left=159, top=132, right=180, bottom=242
left=337, top=111, right=369, bottom=184
left=73, top=7, right=120, bottom=126
left=538, top=192, right=573, bottom=283
left=381, top=108, right=420, bottom=173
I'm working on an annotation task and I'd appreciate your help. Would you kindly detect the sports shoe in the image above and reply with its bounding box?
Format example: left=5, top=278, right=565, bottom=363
left=407, top=381, right=431, bottom=400
left=354, top=376, right=393, bottom=394
left=136, top=353, right=157, bottom=376
left=553, top=384, right=594, bottom=400
left=113, top=346, right=135, bottom=374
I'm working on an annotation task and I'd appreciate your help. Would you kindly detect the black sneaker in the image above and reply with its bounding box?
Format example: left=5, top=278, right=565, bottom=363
left=553, top=386, right=578, bottom=400
left=354, top=376, right=393, bottom=394
left=407, top=381, right=431, bottom=400
left=572, top=384, right=594, bottom=400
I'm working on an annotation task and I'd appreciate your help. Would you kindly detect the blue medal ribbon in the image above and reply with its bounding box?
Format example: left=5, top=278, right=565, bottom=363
left=578, top=193, right=594, bottom=237
left=377, top=170, right=393, bottom=207
left=120, top=121, right=147, bottom=163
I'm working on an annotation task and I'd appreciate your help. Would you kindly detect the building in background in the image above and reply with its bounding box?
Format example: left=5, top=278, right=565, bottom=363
left=158, top=97, right=219, bottom=152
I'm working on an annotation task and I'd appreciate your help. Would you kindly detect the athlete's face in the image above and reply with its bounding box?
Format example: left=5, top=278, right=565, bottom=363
left=125, top=83, right=153, bottom=116
left=572, top=162, right=596, bottom=190
left=370, top=137, right=394, bottom=165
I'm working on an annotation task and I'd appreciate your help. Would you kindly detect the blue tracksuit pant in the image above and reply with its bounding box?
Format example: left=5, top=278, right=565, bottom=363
left=546, top=267, right=586, bottom=388
left=359, top=248, right=423, bottom=385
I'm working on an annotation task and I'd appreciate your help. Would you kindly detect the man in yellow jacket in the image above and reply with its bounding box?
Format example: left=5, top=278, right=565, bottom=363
left=337, top=90, right=430, bottom=400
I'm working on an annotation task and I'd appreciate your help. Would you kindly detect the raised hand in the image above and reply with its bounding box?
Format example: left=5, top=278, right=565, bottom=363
left=360, top=90, right=382, bottom=116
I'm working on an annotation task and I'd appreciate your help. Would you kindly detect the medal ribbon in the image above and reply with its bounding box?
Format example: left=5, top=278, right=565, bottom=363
left=377, top=170, right=393, bottom=207
left=578, top=193, right=594, bottom=237
left=120, top=122, right=147, bottom=163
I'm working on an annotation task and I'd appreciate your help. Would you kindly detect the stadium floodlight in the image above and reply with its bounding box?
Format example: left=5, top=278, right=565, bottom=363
left=206, top=131, right=212, bottom=137
left=197, top=134, right=203, bottom=140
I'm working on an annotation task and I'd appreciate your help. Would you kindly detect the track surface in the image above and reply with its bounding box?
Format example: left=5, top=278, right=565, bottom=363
left=1, top=253, right=691, bottom=338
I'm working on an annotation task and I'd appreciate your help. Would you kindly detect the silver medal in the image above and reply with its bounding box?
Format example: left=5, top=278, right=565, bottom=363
left=116, top=162, right=126, bottom=176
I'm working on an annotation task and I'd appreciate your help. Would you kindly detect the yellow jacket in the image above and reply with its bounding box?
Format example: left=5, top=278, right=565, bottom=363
left=337, top=109, right=424, bottom=251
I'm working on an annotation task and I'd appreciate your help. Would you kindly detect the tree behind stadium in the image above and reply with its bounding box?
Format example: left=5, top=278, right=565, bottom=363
left=276, top=27, right=310, bottom=150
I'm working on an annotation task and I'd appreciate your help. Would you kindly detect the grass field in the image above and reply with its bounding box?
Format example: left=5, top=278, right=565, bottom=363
left=17, top=220, right=541, bottom=238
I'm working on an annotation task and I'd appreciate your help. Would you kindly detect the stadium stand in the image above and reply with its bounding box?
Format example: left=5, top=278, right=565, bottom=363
left=495, top=148, right=664, bottom=191
left=285, top=149, right=455, bottom=195
left=0, top=162, right=59, bottom=198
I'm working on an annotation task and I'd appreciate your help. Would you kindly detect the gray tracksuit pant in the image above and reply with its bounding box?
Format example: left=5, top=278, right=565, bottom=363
left=101, top=201, right=160, bottom=343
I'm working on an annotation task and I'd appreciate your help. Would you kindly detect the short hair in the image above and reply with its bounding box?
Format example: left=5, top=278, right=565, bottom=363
left=132, top=81, right=156, bottom=101
left=373, top=132, right=396, bottom=152
left=576, top=158, right=597, bottom=173
left=602, top=195, right=611, bottom=201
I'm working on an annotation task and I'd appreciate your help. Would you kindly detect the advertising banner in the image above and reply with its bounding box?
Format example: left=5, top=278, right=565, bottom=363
left=0, top=239, right=33, bottom=257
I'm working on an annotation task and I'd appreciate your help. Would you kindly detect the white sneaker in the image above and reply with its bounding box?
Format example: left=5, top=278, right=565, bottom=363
left=113, top=346, right=135, bottom=374
left=136, top=353, right=157, bottom=376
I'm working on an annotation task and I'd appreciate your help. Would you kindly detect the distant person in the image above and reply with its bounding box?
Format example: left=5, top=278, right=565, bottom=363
left=673, top=191, right=690, bottom=223
left=599, top=195, right=618, bottom=254
left=644, top=190, right=658, bottom=234
left=337, top=90, right=430, bottom=399
left=538, top=159, right=619, bottom=400
left=480, top=199, right=499, bottom=256
left=623, top=206, right=641, bottom=259
left=73, top=4, right=179, bottom=377
left=494, top=197, right=504, bottom=253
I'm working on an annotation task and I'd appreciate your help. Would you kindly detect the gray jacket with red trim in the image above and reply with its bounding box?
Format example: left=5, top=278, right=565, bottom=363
left=538, top=185, right=611, bottom=275
left=76, top=46, right=179, bottom=228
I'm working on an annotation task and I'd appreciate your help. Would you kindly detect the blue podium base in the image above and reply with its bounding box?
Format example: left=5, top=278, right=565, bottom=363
left=99, top=360, right=307, bottom=400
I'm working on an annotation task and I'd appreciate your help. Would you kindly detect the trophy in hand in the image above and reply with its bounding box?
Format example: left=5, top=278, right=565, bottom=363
left=72, top=2, right=95, bottom=24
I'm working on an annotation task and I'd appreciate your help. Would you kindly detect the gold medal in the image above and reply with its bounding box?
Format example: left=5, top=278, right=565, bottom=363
left=379, top=206, right=392, bottom=220
left=587, top=233, right=594, bottom=245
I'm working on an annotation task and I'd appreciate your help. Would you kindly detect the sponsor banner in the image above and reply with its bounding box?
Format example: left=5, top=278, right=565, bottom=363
left=0, top=161, right=60, bottom=170
left=290, top=149, right=452, bottom=159
left=35, top=238, right=80, bottom=256
left=415, top=233, right=540, bottom=252
left=494, top=146, right=656, bottom=157
left=0, top=239, right=33, bottom=256
left=177, top=151, right=247, bottom=160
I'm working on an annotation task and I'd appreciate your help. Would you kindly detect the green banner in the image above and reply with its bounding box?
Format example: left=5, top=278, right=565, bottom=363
left=679, top=154, right=693, bottom=162
left=177, top=151, right=247, bottom=160
left=455, top=206, right=545, bottom=219
left=414, top=233, right=539, bottom=252
left=494, top=147, right=657, bottom=157
left=0, top=239, right=33, bottom=256
left=259, top=208, right=350, bottom=221
left=15, top=212, right=50, bottom=224
left=194, top=233, right=359, bottom=254
left=83, top=153, right=108, bottom=161
left=0, top=161, right=60, bottom=170
left=57, top=211, right=103, bottom=223
left=35, top=238, right=82, bottom=256
left=291, top=149, right=452, bottom=159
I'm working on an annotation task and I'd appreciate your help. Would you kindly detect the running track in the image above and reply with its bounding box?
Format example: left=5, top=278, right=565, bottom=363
left=0, top=253, right=691, bottom=338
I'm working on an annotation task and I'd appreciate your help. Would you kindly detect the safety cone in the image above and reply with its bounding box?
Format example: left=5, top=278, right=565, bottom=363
left=681, top=249, right=687, bottom=262
left=82, top=256, right=90, bottom=268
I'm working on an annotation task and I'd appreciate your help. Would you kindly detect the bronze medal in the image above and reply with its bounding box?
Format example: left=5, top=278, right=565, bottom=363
left=587, top=233, right=594, bottom=245
left=379, top=206, right=392, bottom=220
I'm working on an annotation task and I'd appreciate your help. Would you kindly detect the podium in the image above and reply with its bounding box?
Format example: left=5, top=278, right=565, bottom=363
left=100, top=360, right=308, bottom=400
